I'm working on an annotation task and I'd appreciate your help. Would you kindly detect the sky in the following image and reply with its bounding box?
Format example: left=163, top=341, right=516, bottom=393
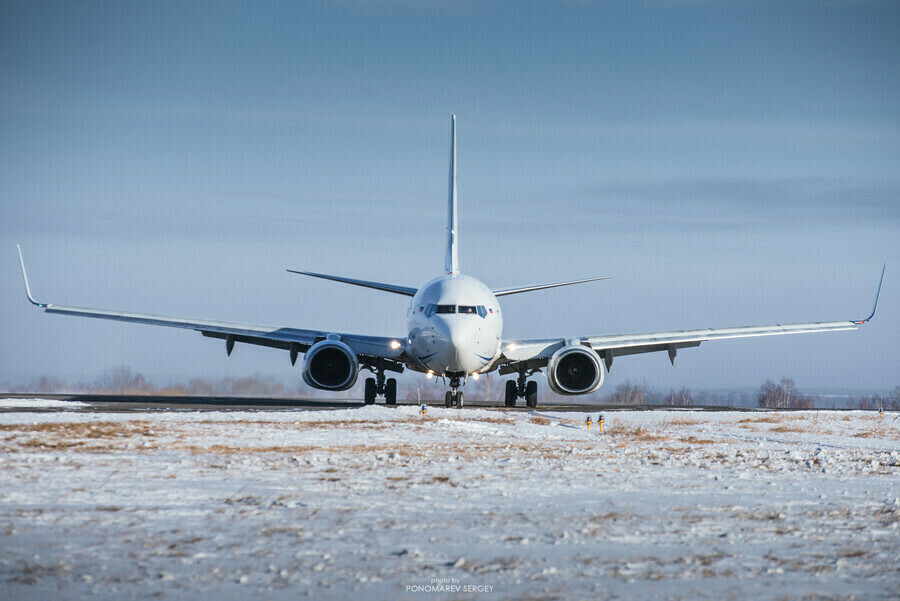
left=1, top=0, right=898, bottom=394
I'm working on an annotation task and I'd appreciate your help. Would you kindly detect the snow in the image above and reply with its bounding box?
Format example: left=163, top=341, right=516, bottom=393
left=1, top=404, right=898, bottom=600
left=0, top=398, right=89, bottom=408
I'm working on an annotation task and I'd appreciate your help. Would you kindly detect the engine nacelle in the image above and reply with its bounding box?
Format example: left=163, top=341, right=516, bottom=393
left=301, top=340, right=359, bottom=391
left=546, top=344, right=605, bottom=396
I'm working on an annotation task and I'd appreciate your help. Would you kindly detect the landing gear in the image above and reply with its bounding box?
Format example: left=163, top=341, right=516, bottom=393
left=444, top=373, right=464, bottom=409
left=364, top=370, right=397, bottom=406
left=445, top=390, right=464, bottom=408
left=364, top=378, right=377, bottom=405
left=503, top=365, right=538, bottom=409
left=525, top=380, right=538, bottom=409
left=385, top=378, right=397, bottom=406
left=504, top=380, right=517, bottom=407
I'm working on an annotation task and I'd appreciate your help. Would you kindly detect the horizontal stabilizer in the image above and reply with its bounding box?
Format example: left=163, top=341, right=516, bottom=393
left=493, top=276, right=612, bottom=297
left=287, top=270, right=417, bottom=297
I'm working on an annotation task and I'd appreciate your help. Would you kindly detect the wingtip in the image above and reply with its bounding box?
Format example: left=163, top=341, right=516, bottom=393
left=16, top=244, right=45, bottom=307
left=856, top=263, right=885, bottom=324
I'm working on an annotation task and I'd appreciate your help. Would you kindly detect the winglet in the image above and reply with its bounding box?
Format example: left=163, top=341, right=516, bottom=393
left=854, top=263, right=885, bottom=324
left=16, top=245, right=47, bottom=307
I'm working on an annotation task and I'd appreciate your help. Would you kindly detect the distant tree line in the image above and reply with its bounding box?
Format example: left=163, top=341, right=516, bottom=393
left=600, top=379, right=751, bottom=407
left=2, top=366, right=897, bottom=409
left=757, top=377, right=814, bottom=409
left=849, top=387, right=900, bottom=411
left=4, top=365, right=289, bottom=398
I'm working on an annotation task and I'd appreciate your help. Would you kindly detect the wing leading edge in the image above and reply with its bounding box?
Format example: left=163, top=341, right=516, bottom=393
left=502, top=265, right=885, bottom=367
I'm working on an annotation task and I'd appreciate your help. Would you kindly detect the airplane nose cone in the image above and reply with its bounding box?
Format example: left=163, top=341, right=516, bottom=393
left=425, top=316, right=490, bottom=374
left=447, top=320, right=484, bottom=373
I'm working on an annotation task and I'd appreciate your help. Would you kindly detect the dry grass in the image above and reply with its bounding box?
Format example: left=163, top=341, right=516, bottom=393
left=667, top=417, right=703, bottom=426
left=736, top=416, right=782, bottom=424
left=771, top=425, right=806, bottom=433
left=529, top=416, right=552, bottom=426
left=853, top=426, right=896, bottom=439
left=682, top=436, right=716, bottom=445
left=606, top=425, right=669, bottom=443
left=0, top=420, right=164, bottom=453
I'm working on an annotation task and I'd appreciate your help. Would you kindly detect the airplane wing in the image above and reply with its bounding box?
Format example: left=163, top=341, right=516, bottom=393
left=17, top=246, right=407, bottom=365
left=500, top=265, right=885, bottom=370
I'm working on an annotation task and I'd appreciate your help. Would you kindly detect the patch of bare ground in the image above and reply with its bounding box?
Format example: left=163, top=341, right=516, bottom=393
left=681, top=436, right=716, bottom=445
left=606, top=425, right=669, bottom=443
left=771, top=425, right=806, bottom=433
left=429, top=475, right=458, bottom=487
left=874, top=506, right=900, bottom=525
left=735, top=509, right=787, bottom=521
left=0, top=420, right=165, bottom=453
left=188, top=444, right=389, bottom=456
left=0, top=420, right=158, bottom=436
left=853, top=426, right=897, bottom=439
left=667, top=417, right=703, bottom=426
left=528, top=416, right=551, bottom=426
left=737, top=416, right=781, bottom=424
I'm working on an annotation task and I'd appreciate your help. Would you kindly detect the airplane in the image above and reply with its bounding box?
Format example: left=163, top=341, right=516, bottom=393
left=17, top=115, right=885, bottom=409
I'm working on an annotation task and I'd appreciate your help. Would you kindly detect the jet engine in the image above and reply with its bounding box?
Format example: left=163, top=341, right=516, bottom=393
left=301, top=340, right=359, bottom=391
left=546, top=344, right=605, bottom=395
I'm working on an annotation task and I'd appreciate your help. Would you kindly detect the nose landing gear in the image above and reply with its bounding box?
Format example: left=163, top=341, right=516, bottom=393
left=444, top=390, right=464, bottom=408
left=444, top=373, right=464, bottom=408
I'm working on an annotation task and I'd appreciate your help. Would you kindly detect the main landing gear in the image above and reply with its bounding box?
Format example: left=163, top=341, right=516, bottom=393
left=364, top=372, right=397, bottom=406
left=504, top=366, right=538, bottom=409
left=444, top=373, right=464, bottom=409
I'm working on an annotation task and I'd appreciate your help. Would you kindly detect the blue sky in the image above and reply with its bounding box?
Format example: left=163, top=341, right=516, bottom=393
left=1, top=0, right=898, bottom=393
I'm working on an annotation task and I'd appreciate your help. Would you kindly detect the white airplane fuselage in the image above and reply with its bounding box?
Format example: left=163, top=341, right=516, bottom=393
left=407, top=274, right=503, bottom=376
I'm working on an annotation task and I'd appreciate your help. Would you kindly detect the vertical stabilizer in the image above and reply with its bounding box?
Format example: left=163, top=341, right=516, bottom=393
left=445, top=114, right=459, bottom=275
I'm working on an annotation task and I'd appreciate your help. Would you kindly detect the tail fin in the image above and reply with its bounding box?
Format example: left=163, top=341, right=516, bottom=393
left=445, top=114, right=459, bottom=275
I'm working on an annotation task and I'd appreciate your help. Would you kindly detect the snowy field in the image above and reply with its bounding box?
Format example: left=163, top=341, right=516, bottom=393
left=1, top=401, right=898, bottom=601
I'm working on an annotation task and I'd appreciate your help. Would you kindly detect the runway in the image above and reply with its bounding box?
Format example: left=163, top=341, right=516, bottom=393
left=0, top=393, right=772, bottom=413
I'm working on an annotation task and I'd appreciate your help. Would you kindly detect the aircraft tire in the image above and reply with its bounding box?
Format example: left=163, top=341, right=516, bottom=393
left=385, top=378, right=397, bottom=405
left=456, top=391, right=464, bottom=408
left=364, top=378, right=377, bottom=405
left=504, top=380, right=518, bottom=407
left=445, top=391, right=453, bottom=408
left=525, top=381, right=538, bottom=409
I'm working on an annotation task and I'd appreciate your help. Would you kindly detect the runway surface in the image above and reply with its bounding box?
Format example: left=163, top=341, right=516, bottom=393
left=0, top=393, right=772, bottom=413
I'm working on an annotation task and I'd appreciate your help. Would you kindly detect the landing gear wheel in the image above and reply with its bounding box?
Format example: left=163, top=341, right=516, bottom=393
left=445, top=391, right=453, bottom=408
left=456, top=391, right=464, bottom=409
left=504, top=380, right=518, bottom=408
left=364, top=378, right=377, bottom=405
left=385, top=378, right=397, bottom=405
left=525, top=380, right=538, bottom=409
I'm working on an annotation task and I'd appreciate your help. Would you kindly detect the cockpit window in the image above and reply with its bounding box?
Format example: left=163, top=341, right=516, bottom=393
left=435, top=305, right=456, bottom=314
left=424, top=304, right=437, bottom=317
left=476, top=305, right=487, bottom=318
left=458, top=305, right=477, bottom=315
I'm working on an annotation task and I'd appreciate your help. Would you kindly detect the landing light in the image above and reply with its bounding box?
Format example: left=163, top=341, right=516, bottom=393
left=472, top=373, right=480, bottom=381
left=426, top=371, right=434, bottom=379
left=508, top=343, right=517, bottom=351
left=390, top=340, right=401, bottom=349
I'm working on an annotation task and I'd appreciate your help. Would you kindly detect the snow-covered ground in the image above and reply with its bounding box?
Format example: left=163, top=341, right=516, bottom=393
left=1, top=403, right=898, bottom=600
